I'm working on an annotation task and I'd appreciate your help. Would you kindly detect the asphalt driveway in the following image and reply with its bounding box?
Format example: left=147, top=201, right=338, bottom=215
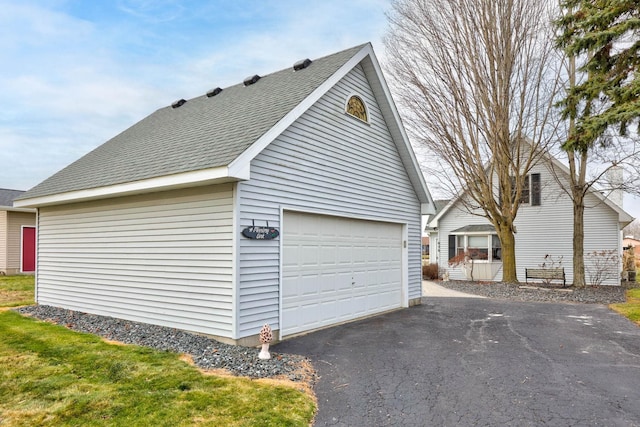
left=274, top=297, right=640, bottom=426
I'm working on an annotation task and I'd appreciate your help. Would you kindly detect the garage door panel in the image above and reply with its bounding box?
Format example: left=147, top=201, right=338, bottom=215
left=321, top=246, right=338, bottom=264
left=333, top=277, right=353, bottom=293
left=352, top=270, right=368, bottom=284
left=282, top=211, right=403, bottom=337
left=300, top=276, right=320, bottom=297
left=338, top=248, right=353, bottom=263
left=352, top=296, right=369, bottom=315
left=301, top=245, right=320, bottom=266
left=379, top=269, right=400, bottom=281
left=353, top=250, right=369, bottom=263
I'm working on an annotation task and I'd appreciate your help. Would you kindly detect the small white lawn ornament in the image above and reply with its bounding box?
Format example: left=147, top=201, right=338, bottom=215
left=258, top=324, right=273, bottom=360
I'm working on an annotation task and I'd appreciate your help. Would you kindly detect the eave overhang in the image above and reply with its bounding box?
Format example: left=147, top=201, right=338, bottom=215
left=14, top=164, right=249, bottom=208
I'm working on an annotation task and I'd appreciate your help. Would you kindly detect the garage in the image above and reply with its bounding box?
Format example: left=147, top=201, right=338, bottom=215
left=15, top=44, right=433, bottom=345
left=281, top=211, right=404, bottom=337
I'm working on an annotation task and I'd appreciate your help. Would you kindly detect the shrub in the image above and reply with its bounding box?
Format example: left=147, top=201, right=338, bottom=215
left=585, top=250, right=619, bottom=286
left=422, top=263, right=440, bottom=280
left=448, top=248, right=486, bottom=282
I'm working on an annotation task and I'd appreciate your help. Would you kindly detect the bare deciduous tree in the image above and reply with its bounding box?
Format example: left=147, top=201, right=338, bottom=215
left=384, top=0, right=562, bottom=282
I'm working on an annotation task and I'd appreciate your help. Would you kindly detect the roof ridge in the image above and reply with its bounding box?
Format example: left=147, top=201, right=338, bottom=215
left=169, top=43, right=370, bottom=107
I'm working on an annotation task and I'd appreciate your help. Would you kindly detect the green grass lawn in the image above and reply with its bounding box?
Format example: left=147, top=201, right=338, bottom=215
left=610, top=288, right=640, bottom=326
left=0, top=274, right=35, bottom=307
left=0, top=276, right=315, bottom=426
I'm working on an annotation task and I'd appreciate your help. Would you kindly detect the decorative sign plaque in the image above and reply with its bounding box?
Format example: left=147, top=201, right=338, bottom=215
left=242, top=222, right=279, bottom=240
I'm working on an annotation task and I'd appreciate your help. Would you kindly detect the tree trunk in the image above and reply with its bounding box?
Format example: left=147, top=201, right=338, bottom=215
left=572, top=190, right=586, bottom=287
left=498, top=224, right=518, bottom=283
left=566, top=50, right=587, bottom=288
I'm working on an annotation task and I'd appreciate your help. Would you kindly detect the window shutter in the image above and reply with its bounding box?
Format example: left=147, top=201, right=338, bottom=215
left=448, top=235, right=456, bottom=261
left=531, top=173, right=541, bottom=206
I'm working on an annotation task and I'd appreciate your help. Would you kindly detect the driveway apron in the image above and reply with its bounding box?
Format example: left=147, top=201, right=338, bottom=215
left=274, top=297, right=640, bottom=426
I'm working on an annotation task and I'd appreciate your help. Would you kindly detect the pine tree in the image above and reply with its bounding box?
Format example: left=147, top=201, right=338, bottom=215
left=555, top=1, right=640, bottom=286
left=556, top=1, right=640, bottom=150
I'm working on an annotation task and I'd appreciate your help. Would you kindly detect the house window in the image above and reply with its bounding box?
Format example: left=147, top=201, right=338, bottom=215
left=492, top=235, right=502, bottom=260
left=450, top=234, right=501, bottom=262
left=456, top=235, right=465, bottom=257
left=510, top=175, right=529, bottom=204
left=346, top=95, right=368, bottom=122
left=422, top=243, right=429, bottom=256
left=507, top=173, right=541, bottom=206
left=467, top=235, right=489, bottom=260
left=531, top=173, right=541, bottom=206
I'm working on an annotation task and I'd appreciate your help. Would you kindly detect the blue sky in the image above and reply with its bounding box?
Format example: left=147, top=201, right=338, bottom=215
left=1, top=0, right=389, bottom=190
left=1, top=0, right=638, bottom=218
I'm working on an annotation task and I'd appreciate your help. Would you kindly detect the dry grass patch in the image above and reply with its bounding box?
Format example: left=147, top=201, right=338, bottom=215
left=180, top=353, right=318, bottom=404
left=610, top=288, right=640, bottom=326
left=0, top=275, right=35, bottom=307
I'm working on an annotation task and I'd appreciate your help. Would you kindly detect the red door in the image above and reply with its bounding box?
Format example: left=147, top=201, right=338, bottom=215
left=22, top=227, right=36, bottom=272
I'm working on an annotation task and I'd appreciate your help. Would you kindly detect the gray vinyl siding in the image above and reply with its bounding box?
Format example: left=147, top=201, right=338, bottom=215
left=0, top=211, right=6, bottom=273
left=437, top=161, right=623, bottom=285
left=510, top=164, right=574, bottom=282
left=515, top=163, right=621, bottom=285
left=36, top=185, right=236, bottom=336
left=236, top=64, right=422, bottom=337
left=582, top=193, right=621, bottom=284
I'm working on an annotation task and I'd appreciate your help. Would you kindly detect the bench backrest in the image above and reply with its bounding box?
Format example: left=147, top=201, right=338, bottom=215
left=526, top=268, right=564, bottom=278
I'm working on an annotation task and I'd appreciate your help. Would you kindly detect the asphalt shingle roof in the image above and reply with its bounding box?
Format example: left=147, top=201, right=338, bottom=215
left=0, top=189, right=25, bottom=207
left=433, top=199, right=450, bottom=215
left=451, top=224, right=496, bottom=233
left=20, top=44, right=366, bottom=200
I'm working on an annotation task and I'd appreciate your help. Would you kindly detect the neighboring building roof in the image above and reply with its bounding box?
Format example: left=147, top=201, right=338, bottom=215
left=427, top=147, right=634, bottom=228
left=423, top=199, right=450, bottom=233
left=624, top=237, right=640, bottom=246
left=0, top=188, right=25, bottom=207
left=434, top=199, right=451, bottom=215
left=451, top=224, right=496, bottom=233
left=16, top=43, right=434, bottom=214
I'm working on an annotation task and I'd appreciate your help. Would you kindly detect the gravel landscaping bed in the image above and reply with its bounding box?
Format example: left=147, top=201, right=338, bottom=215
left=15, top=305, right=312, bottom=382
left=13, top=282, right=633, bottom=382
left=434, top=280, right=630, bottom=304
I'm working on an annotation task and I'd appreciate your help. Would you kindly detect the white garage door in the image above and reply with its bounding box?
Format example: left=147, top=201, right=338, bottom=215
left=281, top=211, right=403, bottom=337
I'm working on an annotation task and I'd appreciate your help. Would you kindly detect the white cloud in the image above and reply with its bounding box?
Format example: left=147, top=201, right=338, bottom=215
left=0, top=0, right=392, bottom=191
left=116, top=0, right=186, bottom=23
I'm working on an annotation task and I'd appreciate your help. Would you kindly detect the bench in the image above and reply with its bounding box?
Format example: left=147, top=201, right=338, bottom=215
left=525, top=268, right=566, bottom=287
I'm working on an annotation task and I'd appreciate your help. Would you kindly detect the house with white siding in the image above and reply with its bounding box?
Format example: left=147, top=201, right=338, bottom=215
left=0, top=189, right=36, bottom=275
left=427, top=151, right=634, bottom=286
left=15, top=43, right=434, bottom=345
